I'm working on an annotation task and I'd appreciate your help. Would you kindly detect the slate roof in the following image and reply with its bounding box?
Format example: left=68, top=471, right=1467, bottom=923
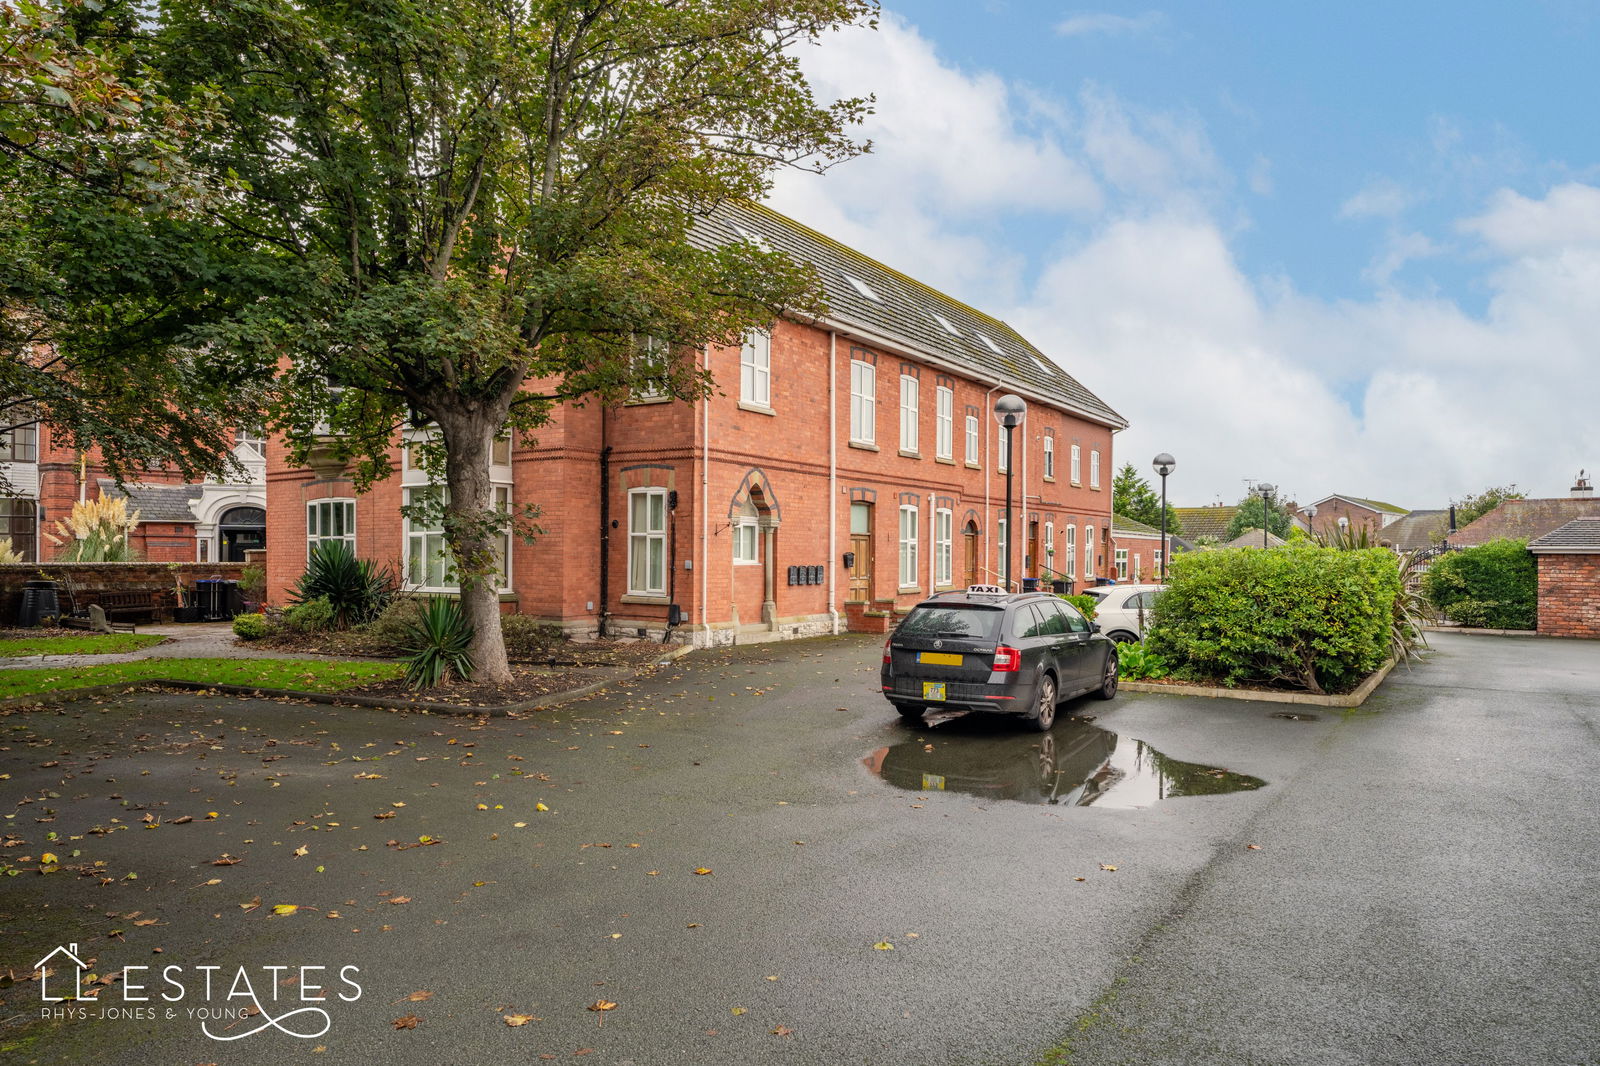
left=96, top=480, right=202, bottom=524
left=694, top=202, right=1126, bottom=430
left=1528, top=516, right=1600, bottom=552
left=1171, top=505, right=1239, bottom=540
left=1379, top=509, right=1450, bottom=551
left=1450, top=498, right=1600, bottom=547
left=1222, top=529, right=1287, bottom=549
left=1112, top=513, right=1164, bottom=537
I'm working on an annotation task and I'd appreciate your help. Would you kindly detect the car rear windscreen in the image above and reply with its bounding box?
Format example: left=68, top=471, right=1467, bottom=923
left=897, top=605, right=1004, bottom=641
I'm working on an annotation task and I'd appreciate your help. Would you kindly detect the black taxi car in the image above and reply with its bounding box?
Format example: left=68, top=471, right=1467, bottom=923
left=880, top=585, right=1118, bottom=731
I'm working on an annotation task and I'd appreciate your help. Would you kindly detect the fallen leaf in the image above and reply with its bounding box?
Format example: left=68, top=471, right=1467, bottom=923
left=693, top=867, right=712, bottom=876
left=503, top=1013, right=534, bottom=1027
left=1099, top=864, right=1118, bottom=872
left=772, top=1025, right=794, bottom=1036
left=212, top=854, right=242, bottom=866
left=535, top=803, right=550, bottom=812
left=388, top=896, right=412, bottom=905
left=1246, top=844, right=1262, bottom=851
left=272, top=904, right=299, bottom=916
left=293, top=846, right=309, bottom=858
left=873, top=942, right=894, bottom=951
left=731, top=1007, right=747, bottom=1016
left=404, top=991, right=433, bottom=1002
left=1074, top=877, right=1086, bottom=882
left=587, top=1000, right=617, bottom=1012
left=170, top=816, right=193, bottom=825
left=392, top=1015, right=419, bottom=1030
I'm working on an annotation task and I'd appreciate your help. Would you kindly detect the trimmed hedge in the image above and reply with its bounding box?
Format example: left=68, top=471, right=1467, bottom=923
left=1420, top=539, right=1536, bottom=630
left=1146, top=546, right=1400, bottom=694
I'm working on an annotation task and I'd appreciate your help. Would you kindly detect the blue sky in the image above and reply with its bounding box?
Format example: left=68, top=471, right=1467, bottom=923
left=767, top=3, right=1600, bottom=507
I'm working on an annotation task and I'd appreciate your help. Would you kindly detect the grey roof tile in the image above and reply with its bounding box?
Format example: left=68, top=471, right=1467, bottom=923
left=694, top=202, right=1126, bottom=429
left=1528, top=516, right=1600, bottom=552
left=96, top=479, right=202, bottom=524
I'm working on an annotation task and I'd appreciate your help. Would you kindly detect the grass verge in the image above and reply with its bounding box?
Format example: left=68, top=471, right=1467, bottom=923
left=0, top=633, right=167, bottom=658
left=0, top=658, right=404, bottom=701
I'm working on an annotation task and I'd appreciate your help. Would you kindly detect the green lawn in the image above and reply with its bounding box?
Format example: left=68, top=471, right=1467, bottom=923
left=0, top=633, right=167, bottom=658
left=0, top=658, right=404, bottom=701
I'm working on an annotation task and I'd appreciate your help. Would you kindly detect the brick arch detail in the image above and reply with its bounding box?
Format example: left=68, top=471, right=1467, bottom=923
left=729, top=468, right=781, bottom=525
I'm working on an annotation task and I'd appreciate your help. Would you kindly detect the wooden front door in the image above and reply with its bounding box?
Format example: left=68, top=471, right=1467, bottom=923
left=849, top=502, right=873, bottom=600
left=962, top=523, right=979, bottom=587
left=1027, top=521, right=1040, bottom=578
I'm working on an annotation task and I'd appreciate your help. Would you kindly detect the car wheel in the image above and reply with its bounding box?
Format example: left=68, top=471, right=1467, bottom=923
left=1093, top=649, right=1119, bottom=700
left=896, top=704, right=926, bottom=720
left=1109, top=631, right=1137, bottom=644
left=1029, top=675, right=1057, bottom=732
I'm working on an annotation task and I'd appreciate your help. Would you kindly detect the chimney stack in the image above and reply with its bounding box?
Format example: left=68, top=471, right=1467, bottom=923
left=1573, top=470, right=1594, bottom=499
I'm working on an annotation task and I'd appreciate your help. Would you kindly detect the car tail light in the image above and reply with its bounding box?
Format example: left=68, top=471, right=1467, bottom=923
left=883, top=637, right=893, bottom=665
left=992, top=645, right=1021, bottom=672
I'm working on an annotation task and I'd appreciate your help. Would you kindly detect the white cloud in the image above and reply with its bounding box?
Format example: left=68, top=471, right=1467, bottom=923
left=1340, top=179, right=1415, bottom=219
left=769, top=15, right=1598, bottom=504
left=1054, top=11, right=1166, bottom=38
left=1460, top=183, right=1600, bottom=255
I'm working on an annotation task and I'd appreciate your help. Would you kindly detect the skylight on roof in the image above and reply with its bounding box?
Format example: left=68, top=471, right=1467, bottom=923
left=842, top=273, right=882, bottom=302
left=730, top=224, right=770, bottom=251
left=977, top=334, right=1004, bottom=355
left=931, top=313, right=961, bottom=337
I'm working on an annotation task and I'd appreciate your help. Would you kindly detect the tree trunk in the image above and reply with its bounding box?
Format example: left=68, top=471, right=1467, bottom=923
left=439, top=409, right=513, bottom=685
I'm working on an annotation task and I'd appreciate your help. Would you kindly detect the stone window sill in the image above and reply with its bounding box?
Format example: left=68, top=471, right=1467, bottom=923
left=620, top=594, right=670, bottom=605
left=935, top=456, right=955, bottom=465
left=848, top=440, right=879, bottom=452
left=738, top=401, right=776, bottom=416
left=898, top=449, right=921, bottom=459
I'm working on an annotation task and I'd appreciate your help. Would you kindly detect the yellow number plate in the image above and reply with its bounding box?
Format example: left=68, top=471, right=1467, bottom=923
left=922, top=681, right=947, bottom=701
left=917, top=652, right=963, bottom=666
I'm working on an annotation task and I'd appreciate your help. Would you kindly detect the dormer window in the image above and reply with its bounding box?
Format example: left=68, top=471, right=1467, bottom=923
left=843, top=273, right=882, bottom=302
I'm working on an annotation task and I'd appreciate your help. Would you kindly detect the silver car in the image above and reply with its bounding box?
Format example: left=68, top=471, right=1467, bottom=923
left=1081, top=583, right=1165, bottom=644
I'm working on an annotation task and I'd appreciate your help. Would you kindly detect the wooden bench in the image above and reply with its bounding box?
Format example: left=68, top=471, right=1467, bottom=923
left=88, top=591, right=162, bottom=629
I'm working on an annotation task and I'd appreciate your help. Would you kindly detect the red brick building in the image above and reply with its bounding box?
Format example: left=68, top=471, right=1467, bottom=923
left=1111, top=514, right=1168, bottom=582
left=1297, top=494, right=1409, bottom=539
left=1529, top=517, right=1600, bottom=639
left=0, top=422, right=264, bottom=564
left=263, top=203, right=1128, bottom=644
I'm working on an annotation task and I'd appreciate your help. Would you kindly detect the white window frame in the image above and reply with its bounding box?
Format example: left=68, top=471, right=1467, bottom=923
left=935, top=387, right=953, bottom=460
left=627, top=487, right=669, bottom=596
left=631, top=335, right=668, bottom=402
left=964, top=414, right=979, bottom=464
left=732, top=517, right=760, bottom=565
left=899, top=374, right=919, bottom=453
left=934, top=507, right=953, bottom=587
left=236, top=426, right=265, bottom=461
left=1154, top=549, right=1164, bottom=577
left=1044, top=520, right=1054, bottom=565
left=1071, top=444, right=1082, bottom=485
left=740, top=330, right=771, bottom=408
left=1065, top=524, right=1077, bottom=579
left=1085, top=524, right=1096, bottom=577
left=850, top=360, right=876, bottom=444
left=1043, top=435, right=1055, bottom=479
left=403, top=485, right=513, bottom=593
left=997, top=517, right=1008, bottom=575
left=1115, top=547, right=1129, bottom=580
left=1090, top=449, right=1101, bottom=489
left=898, top=504, right=920, bottom=589
left=307, top=499, right=356, bottom=559
left=998, top=430, right=1011, bottom=473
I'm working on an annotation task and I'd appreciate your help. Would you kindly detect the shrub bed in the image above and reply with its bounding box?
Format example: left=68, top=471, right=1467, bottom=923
left=1146, top=546, right=1400, bottom=695
left=1421, top=539, right=1536, bottom=630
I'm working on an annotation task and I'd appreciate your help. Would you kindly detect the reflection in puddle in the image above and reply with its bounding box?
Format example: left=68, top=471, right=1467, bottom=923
left=864, top=713, right=1265, bottom=808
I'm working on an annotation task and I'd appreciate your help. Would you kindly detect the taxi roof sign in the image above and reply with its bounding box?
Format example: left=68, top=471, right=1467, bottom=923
left=966, top=584, right=1007, bottom=595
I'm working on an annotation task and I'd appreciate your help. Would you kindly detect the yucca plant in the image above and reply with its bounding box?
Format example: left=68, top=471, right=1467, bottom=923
left=290, top=541, right=397, bottom=627
left=45, top=496, right=142, bottom=561
left=400, top=597, right=475, bottom=689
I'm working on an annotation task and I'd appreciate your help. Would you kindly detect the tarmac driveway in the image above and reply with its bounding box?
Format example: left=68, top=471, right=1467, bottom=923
left=1, top=631, right=1595, bottom=1065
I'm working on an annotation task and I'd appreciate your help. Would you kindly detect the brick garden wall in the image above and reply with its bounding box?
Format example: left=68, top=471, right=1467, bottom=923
left=0, top=562, right=245, bottom=623
left=1537, top=554, right=1600, bottom=638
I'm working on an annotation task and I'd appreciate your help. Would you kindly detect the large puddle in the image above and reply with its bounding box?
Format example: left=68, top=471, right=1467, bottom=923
left=863, top=713, right=1265, bottom=808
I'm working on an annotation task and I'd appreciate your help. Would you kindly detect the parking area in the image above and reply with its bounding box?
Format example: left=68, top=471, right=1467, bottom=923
left=2, top=631, right=1595, bottom=1065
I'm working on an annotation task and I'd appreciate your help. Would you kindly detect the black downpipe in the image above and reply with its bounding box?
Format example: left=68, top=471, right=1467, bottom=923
left=665, top=492, right=678, bottom=642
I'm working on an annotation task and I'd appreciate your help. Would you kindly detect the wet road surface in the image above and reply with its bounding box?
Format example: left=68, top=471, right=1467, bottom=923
left=1, top=631, right=1595, bottom=1065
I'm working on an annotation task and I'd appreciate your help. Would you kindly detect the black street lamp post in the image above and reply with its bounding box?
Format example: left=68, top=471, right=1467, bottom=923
left=1153, top=453, right=1175, bottom=584
left=994, top=395, right=1027, bottom=591
left=1259, top=482, right=1276, bottom=548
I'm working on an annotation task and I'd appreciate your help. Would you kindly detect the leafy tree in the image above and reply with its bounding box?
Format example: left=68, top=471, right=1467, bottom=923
left=151, top=0, right=876, bottom=681
left=1112, top=462, right=1181, bottom=534
left=1225, top=494, right=1293, bottom=541
left=1, top=0, right=279, bottom=484
left=1452, top=485, right=1525, bottom=529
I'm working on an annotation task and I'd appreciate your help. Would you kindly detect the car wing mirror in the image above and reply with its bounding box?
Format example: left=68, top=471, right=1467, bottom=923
left=1089, top=621, right=1102, bottom=634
